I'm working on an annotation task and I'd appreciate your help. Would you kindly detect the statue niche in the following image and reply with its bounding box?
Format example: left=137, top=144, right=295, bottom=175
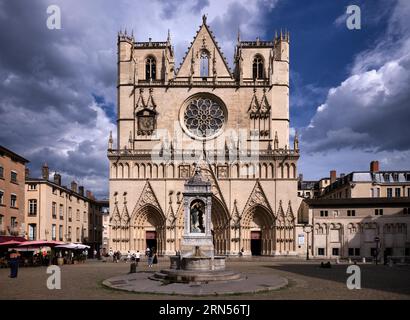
left=190, top=200, right=205, bottom=233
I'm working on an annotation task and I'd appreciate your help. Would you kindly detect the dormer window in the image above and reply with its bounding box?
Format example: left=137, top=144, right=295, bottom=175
left=200, top=51, right=209, bottom=78
left=145, top=56, right=156, bottom=80
left=252, top=55, right=264, bottom=79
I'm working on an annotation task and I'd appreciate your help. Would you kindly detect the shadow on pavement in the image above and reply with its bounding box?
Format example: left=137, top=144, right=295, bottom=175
left=263, top=263, right=410, bottom=296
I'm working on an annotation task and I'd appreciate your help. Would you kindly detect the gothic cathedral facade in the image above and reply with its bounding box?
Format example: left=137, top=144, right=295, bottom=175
left=108, top=16, right=304, bottom=256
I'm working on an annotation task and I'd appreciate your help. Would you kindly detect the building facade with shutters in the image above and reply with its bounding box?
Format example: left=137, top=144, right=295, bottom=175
left=25, top=163, right=102, bottom=248
left=0, top=145, right=29, bottom=239
left=301, top=161, right=410, bottom=260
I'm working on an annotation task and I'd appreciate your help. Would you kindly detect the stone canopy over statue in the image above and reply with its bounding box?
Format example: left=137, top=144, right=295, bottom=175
left=190, top=200, right=205, bottom=233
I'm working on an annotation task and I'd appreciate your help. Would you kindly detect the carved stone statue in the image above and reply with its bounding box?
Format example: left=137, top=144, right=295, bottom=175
left=190, top=201, right=205, bottom=233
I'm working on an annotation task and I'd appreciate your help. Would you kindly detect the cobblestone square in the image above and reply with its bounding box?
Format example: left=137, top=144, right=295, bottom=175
left=1, top=258, right=409, bottom=300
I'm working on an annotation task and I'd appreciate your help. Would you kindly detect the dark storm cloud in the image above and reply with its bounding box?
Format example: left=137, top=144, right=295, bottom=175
left=0, top=0, right=115, bottom=197
left=191, top=0, right=210, bottom=13
left=157, top=0, right=210, bottom=20
left=0, top=0, right=279, bottom=198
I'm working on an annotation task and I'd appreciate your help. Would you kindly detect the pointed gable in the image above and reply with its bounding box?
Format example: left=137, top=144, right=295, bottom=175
left=231, top=199, right=241, bottom=228
left=111, top=203, right=121, bottom=223
left=242, top=181, right=274, bottom=215
left=276, top=200, right=285, bottom=225
left=248, top=90, right=260, bottom=116
left=130, top=181, right=164, bottom=220
left=121, top=204, right=130, bottom=224
left=166, top=205, right=176, bottom=227
left=135, top=88, right=146, bottom=112
left=176, top=15, right=232, bottom=79
left=285, top=200, right=295, bottom=225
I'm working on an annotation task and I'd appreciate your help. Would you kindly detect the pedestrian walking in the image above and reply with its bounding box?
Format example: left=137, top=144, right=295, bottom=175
left=135, top=250, right=141, bottom=266
left=147, top=250, right=153, bottom=268
left=127, top=251, right=131, bottom=263
left=145, top=247, right=150, bottom=257
left=9, top=250, right=20, bottom=278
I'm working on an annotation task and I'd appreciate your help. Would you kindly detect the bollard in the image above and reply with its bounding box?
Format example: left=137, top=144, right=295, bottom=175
left=389, top=259, right=393, bottom=267
left=336, top=258, right=340, bottom=264
left=348, top=258, right=352, bottom=264
left=362, top=257, right=366, bottom=264
left=130, top=262, right=137, bottom=273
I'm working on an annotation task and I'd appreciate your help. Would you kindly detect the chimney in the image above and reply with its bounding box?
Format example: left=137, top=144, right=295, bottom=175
left=71, top=181, right=78, bottom=193
left=79, top=186, right=84, bottom=196
left=370, top=160, right=379, bottom=173
left=86, top=190, right=92, bottom=199
left=330, top=170, right=337, bottom=184
left=53, top=173, right=61, bottom=186
left=25, top=168, right=30, bottom=179
left=42, top=163, right=49, bottom=180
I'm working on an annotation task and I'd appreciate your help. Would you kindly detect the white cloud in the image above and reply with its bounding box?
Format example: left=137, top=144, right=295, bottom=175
left=334, top=12, right=348, bottom=28
left=300, top=0, right=410, bottom=178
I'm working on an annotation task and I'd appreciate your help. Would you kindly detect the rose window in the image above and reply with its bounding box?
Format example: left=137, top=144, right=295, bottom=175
left=184, top=98, right=225, bottom=137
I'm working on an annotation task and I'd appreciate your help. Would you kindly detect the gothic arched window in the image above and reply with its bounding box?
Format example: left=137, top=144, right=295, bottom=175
left=200, top=51, right=209, bottom=78
left=145, top=56, right=156, bottom=80
left=252, top=55, right=264, bottom=79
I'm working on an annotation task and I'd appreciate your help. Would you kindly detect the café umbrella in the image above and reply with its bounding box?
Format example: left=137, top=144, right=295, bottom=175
left=17, top=240, right=65, bottom=248
left=0, top=240, right=22, bottom=247
left=55, top=243, right=90, bottom=250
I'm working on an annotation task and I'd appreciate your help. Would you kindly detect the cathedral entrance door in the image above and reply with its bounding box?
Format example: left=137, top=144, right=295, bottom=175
left=251, top=231, right=262, bottom=256
left=146, top=231, right=157, bottom=253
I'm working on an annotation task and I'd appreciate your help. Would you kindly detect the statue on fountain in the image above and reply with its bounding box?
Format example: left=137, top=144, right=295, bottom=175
left=190, top=200, right=205, bottom=233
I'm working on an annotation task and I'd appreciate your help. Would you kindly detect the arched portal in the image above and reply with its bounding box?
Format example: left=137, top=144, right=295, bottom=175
left=211, top=197, right=231, bottom=255
left=241, top=205, right=275, bottom=256
left=131, top=205, right=166, bottom=255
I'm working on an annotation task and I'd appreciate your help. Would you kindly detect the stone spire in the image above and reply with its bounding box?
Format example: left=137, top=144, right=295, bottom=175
left=294, top=130, right=299, bottom=151
left=274, top=131, right=279, bottom=150
left=108, top=131, right=113, bottom=150
left=128, top=131, right=133, bottom=149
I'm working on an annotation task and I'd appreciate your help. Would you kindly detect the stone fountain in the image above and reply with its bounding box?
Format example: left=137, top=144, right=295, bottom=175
left=151, top=165, right=241, bottom=283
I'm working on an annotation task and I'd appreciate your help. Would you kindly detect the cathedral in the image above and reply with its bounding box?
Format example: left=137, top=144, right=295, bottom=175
left=108, top=16, right=304, bottom=256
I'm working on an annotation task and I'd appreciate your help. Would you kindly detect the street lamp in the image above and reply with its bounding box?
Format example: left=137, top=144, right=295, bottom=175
left=303, top=224, right=313, bottom=260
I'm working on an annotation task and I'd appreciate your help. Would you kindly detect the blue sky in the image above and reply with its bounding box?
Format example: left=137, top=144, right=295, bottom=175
left=0, top=0, right=409, bottom=197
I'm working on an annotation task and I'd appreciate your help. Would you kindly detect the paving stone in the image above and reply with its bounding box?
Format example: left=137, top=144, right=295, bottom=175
left=0, top=258, right=409, bottom=299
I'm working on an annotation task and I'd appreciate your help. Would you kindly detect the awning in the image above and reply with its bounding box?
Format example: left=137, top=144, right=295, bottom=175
left=0, top=236, right=26, bottom=243
left=17, top=240, right=65, bottom=248
left=0, top=240, right=22, bottom=247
